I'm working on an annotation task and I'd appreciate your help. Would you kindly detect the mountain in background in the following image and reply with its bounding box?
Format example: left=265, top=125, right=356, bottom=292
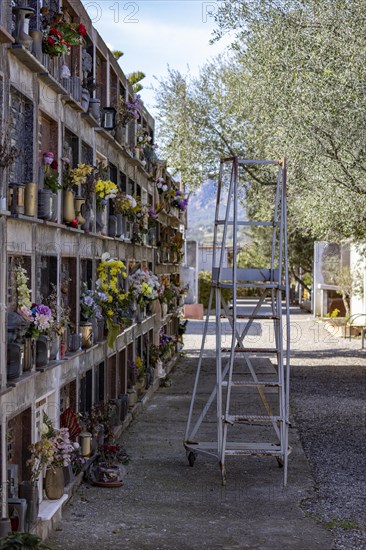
left=186, top=179, right=247, bottom=245
left=186, top=179, right=218, bottom=244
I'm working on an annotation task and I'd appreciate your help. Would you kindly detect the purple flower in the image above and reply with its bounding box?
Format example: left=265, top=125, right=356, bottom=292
left=37, top=304, right=52, bottom=317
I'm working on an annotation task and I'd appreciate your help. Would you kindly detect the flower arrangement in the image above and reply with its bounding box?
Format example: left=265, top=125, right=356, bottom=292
left=95, top=179, right=118, bottom=208
left=159, top=329, right=174, bottom=357
left=113, top=192, right=136, bottom=215
left=14, top=264, right=32, bottom=310
left=156, top=178, right=169, bottom=194
left=42, top=152, right=61, bottom=193
left=19, top=304, right=54, bottom=339
left=171, top=190, right=188, bottom=211
left=42, top=12, right=86, bottom=57
left=96, top=252, right=131, bottom=346
left=128, top=268, right=160, bottom=306
left=15, top=264, right=55, bottom=338
left=27, top=416, right=74, bottom=481
left=70, top=163, right=94, bottom=187
left=100, top=443, right=123, bottom=468
left=128, top=360, right=139, bottom=386
left=44, top=283, right=71, bottom=336
left=117, top=95, right=142, bottom=127
left=80, top=283, right=103, bottom=321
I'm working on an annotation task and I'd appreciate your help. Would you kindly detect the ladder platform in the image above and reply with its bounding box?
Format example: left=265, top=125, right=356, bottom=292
left=221, top=347, right=278, bottom=354
left=222, top=380, right=280, bottom=388
left=212, top=267, right=280, bottom=283
left=225, top=414, right=282, bottom=424
left=214, top=282, right=283, bottom=290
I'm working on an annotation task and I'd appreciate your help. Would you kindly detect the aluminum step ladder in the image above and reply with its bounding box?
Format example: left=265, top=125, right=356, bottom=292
left=184, top=157, right=291, bottom=485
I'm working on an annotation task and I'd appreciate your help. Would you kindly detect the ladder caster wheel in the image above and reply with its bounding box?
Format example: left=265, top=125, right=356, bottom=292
left=187, top=452, right=196, bottom=467
left=276, top=457, right=283, bottom=468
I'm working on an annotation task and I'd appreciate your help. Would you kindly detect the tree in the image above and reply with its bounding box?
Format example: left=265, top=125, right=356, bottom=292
left=155, top=0, right=366, bottom=242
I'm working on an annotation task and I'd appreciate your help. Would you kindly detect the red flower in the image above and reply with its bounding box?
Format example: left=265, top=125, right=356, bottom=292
left=78, top=23, right=87, bottom=37
left=47, top=37, right=56, bottom=46
left=49, top=27, right=62, bottom=38
left=50, top=160, right=58, bottom=170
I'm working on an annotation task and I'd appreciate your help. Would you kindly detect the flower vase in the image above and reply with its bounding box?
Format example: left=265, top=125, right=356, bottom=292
left=80, top=322, right=93, bottom=348
left=23, top=337, right=35, bottom=372
left=127, top=388, right=137, bottom=408
left=29, top=30, right=43, bottom=61
left=94, top=464, right=123, bottom=487
left=96, top=207, right=107, bottom=235
left=38, top=189, right=53, bottom=220
left=81, top=200, right=95, bottom=232
left=108, top=215, right=117, bottom=237
left=114, top=126, right=125, bottom=145
left=36, top=335, right=50, bottom=368
left=44, top=467, right=65, bottom=500
left=50, top=192, right=58, bottom=222
left=19, top=481, right=39, bottom=530
left=89, top=98, right=101, bottom=122
left=63, top=190, right=75, bottom=223
left=24, top=182, right=37, bottom=217
left=81, top=88, right=90, bottom=111
left=116, top=213, right=124, bottom=238
left=12, top=6, right=35, bottom=50
left=74, top=196, right=86, bottom=226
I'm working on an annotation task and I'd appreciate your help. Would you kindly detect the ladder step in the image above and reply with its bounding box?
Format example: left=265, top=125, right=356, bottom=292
left=225, top=414, right=282, bottom=424
left=222, top=380, right=280, bottom=388
left=216, top=221, right=278, bottom=227
left=221, top=347, right=278, bottom=354
left=235, top=315, right=280, bottom=320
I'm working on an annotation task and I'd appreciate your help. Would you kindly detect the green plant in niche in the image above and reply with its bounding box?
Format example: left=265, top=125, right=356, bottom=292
left=127, top=71, right=146, bottom=93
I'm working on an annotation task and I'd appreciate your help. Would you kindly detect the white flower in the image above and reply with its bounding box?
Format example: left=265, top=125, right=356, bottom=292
left=101, top=252, right=110, bottom=261
left=40, top=423, right=49, bottom=436
left=162, top=184, right=168, bottom=192
left=126, top=194, right=137, bottom=208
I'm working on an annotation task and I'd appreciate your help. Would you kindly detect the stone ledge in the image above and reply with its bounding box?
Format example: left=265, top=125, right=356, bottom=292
left=38, top=494, right=68, bottom=522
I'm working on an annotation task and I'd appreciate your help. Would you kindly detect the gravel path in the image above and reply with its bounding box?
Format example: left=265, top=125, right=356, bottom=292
left=46, top=306, right=365, bottom=549
left=289, top=311, right=366, bottom=550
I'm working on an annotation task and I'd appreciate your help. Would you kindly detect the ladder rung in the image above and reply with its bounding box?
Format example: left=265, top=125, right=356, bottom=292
left=225, top=414, right=282, bottom=424
left=222, top=380, right=280, bottom=388
left=221, top=347, right=278, bottom=354
left=216, top=221, right=278, bottom=227
left=235, top=315, right=280, bottom=320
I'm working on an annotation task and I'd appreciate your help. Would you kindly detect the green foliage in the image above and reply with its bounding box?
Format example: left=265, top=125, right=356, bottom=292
left=112, top=50, right=124, bottom=60
left=0, top=532, right=51, bottom=550
left=154, top=0, right=366, bottom=243
left=325, top=308, right=340, bottom=318
left=199, top=271, right=231, bottom=309
left=127, top=71, right=146, bottom=93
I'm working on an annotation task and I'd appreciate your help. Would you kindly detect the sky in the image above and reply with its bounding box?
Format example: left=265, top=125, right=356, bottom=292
left=81, top=0, right=233, bottom=113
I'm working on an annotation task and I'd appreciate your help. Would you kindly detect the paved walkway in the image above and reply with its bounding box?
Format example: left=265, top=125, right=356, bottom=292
left=47, top=305, right=365, bottom=550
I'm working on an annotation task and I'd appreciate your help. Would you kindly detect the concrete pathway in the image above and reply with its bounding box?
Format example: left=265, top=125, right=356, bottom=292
left=47, top=307, right=337, bottom=550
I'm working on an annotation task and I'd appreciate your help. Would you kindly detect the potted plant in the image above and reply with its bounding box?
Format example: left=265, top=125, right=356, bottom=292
left=0, top=532, right=51, bottom=549
left=27, top=417, right=74, bottom=500
left=115, top=94, right=142, bottom=143
left=41, top=12, right=86, bottom=57
left=79, top=283, right=105, bottom=348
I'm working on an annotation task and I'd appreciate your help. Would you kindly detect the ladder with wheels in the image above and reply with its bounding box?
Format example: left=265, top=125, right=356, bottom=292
left=184, top=157, right=291, bottom=485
